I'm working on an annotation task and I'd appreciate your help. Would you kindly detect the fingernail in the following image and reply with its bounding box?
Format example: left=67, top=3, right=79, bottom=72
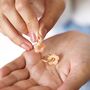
left=41, top=29, right=48, bottom=38
left=25, top=41, right=33, bottom=49
left=28, top=33, right=37, bottom=42
left=21, top=43, right=31, bottom=50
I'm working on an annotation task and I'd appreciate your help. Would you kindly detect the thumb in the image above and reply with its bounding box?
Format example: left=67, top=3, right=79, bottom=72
left=23, top=50, right=41, bottom=69
left=57, top=67, right=89, bottom=90
left=39, top=0, right=65, bottom=38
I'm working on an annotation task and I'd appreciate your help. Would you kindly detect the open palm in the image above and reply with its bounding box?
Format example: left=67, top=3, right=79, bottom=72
left=0, top=54, right=52, bottom=90
left=0, top=31, right=90, bottom=90
left=0, top=33, right=67, bottom=90
left=0, top=48, right=63, bottom=90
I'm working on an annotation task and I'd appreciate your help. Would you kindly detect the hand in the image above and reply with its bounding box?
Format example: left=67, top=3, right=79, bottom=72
left=1, top=31, right=89, bottom=90
left=24, top=31, right=90, bottom=90
left=42, top=31, right=90, bottom=90
left=0, top=0, right=65, bottom=50
left=0, top=56, right=51, bottom=90
left=0, top=50, right=62, bottom=90
left=1, top=31, right=88, bottom=90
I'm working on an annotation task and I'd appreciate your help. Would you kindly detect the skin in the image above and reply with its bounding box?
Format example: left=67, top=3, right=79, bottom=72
left=0, top=0, right=65, bottom=50
left=0, top=31, right=90, bottom=90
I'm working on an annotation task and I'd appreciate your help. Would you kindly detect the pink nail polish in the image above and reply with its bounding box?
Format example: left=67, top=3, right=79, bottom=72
left=28, top=33, right=37, bottom=42
left=21, top=43, right=30, bottom=50
left=25, top=41, right=33, bottom=49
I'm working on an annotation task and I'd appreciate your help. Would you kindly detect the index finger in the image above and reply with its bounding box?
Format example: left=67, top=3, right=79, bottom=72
left=0, top=55, right=25, bottom=78
left=15, top=0, right=39, bottom=42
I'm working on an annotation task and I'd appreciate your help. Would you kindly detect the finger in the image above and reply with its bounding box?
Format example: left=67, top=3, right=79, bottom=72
left=0, top=85, right=22, bottom=90
left=1, top=3, right=28, bottom=34
left=15, top=79, right=37, bottom=90
left=0, top=68, right=29, bottom=88
left=23, top=50, right=41, bottom=69
left=0, top=14, right=32, bottom=50
left=15, top=0, right=39, bottom=42
left=57, top=67, right=89, bottom=90
left=39, top=0, right=65, bottom=38
left=27, top=86, right=51, bottom=90
left=23, top=50, right=45, bottom=80
left=0, top=56, right=25, bottom=78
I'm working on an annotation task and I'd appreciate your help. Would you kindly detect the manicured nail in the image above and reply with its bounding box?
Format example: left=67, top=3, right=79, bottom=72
left=28, top=33, right=37, bottom=42
left=41, top=29, right=48, bottom=38
left=21, top=43, right=30, bottom=50
left=25, top=41, right=33, bottom=49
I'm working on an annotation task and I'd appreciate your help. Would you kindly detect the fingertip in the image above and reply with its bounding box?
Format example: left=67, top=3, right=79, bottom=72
left=20, top=43, right=31, bottom=50
left=0, top=67, right=10, bottom=78
left=39, top=21, right=49, bottom=38
left=28, top=32, right=38, bottom=42
left=18, top=36, right=33, bottom=51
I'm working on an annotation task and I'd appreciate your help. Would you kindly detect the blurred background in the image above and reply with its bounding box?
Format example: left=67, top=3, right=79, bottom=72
left=0, top=0, right=90, bottom=89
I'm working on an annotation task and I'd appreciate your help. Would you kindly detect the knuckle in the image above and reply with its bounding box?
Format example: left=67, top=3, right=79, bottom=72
left=10, top=34, right=17, bottom=41
left=19, top=24, right=28, bottom=34
left=15, top=0, right=27, bottom=11
left=10, top=34, right=21, bottom=44
left=2, top=4, right=10, bottom=11
left=0, top=0, right=14, bottom=12
left=15, top=22, right=28, bottom=34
